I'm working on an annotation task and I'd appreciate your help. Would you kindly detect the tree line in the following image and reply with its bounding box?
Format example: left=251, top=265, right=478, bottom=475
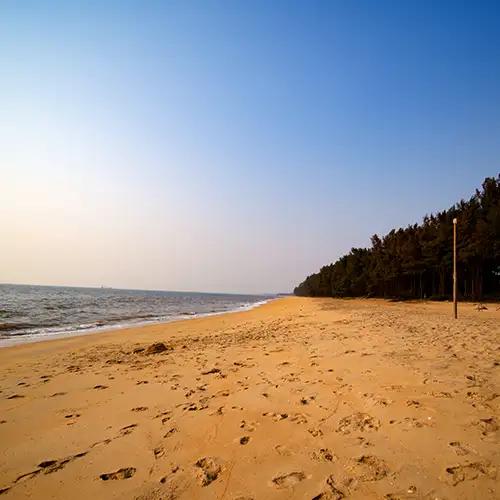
left=294, top=175, right=500, bottom=301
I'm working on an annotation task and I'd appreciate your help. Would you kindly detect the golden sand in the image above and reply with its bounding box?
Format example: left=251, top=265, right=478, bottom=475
left=0, top=297, right=498, bottom=499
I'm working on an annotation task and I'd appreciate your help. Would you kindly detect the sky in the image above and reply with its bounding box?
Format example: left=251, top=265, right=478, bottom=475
left=1, top=1, right=499, bottom=294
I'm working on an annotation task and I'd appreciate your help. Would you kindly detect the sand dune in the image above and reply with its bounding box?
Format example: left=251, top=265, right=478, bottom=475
left=0, top=298, right=498, bottom=499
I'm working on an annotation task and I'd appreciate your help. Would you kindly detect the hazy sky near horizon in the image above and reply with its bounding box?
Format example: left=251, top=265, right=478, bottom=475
left=1, top=1, right=499, bottom=294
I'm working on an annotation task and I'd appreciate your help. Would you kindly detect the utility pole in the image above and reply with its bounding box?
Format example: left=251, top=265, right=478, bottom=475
left=453, top=218, right=458, bottom=319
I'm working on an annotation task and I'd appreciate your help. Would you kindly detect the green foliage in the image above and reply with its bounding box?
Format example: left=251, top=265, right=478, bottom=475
left=294, top=176, right=500, bottom=301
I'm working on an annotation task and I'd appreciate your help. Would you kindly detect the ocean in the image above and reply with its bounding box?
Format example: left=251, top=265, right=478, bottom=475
left=0, top=284, right=273, bottom=346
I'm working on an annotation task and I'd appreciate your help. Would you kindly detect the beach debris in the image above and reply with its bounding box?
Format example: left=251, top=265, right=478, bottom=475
left=144, top=342, right=171, bottom=355
left=99, top=467, right=136, bottom=480
left=201, top=367, right=221, bottom=375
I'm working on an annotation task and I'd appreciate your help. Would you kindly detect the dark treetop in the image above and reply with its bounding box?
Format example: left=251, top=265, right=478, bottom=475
left=294, top=175, right=500, bottom=301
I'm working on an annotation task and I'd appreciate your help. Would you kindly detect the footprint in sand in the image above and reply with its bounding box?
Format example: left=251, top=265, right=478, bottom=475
left=336, top=413, right=380, bottom=434
left=159, top=465, right=180, bottom=484
left=263, top=412, right=288, bottom=421
left=356, top=436, right=373, bottom=448
left=384, top=485, right=418, bottom=499
left=6, top=394, right=24, bottom=399
left=431, top=391, right=452, bottom=399
left=449, top=441, right=475, bottom=456
left=477, top=417, right=498, bottom=436
left=275, top=445, right=292, bottom=456
left=37, top=452, right=88, bottom=475
left=355, top=455, right=389, bottom=481
left=1, top=450, right=88, bottom=489
left=289, top=413, right=308, bottom=424
left=119, top=424, right=138, bottom=436
left=239, top=436, right=251, bottom=445
left=406, top=399, right=421, bottom=408
left=311, top=448, right=336, bottom=462
left=312, top=475, right=348, bottom=500
left=444, top=462, right=496, bottom=485
left=399, top=416, right=433, bottom=429
left=271, top=471, right=306, bottom=489
left=240, top=420, right=258, bottom=432
left=164, top=427, right=178, bottom=438
left=100, top=467, right=136, bottom=480
left=64, top=413, right=81, bottom=419
left=155, top=410, right=172, bottom=422
left=194, top=457, right=223, bottom=486
left=300, top=396, right=315, bottom=405
left=131, top=406, right=148, bottom=412
left=308, top=428, right=323, bottom=438
left=201, top=367, right=222, bottom=375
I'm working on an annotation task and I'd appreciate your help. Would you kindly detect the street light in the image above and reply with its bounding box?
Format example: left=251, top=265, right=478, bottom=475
left=453, top=218, right=457, bottom=319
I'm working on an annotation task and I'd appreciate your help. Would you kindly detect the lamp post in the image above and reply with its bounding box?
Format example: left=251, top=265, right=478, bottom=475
left=453, top=218, right=457, bottom=319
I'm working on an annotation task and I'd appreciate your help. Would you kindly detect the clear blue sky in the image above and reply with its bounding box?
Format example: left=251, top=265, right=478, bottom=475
left=1, top=1, right=499, bottom=294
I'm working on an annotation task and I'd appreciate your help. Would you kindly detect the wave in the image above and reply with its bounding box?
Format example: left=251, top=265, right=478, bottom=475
left=0, top=297, right=274, bottom=347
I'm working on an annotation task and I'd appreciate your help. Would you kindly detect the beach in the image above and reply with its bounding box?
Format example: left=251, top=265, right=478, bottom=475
left=0, top=297, right=498, bottom=499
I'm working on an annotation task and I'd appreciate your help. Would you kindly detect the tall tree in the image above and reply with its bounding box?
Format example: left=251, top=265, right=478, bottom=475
left=294, top=176, right=500, bottom=301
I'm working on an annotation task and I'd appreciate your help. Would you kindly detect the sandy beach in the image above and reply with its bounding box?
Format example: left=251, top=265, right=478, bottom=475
left=0, top=297, right=498, bottom=499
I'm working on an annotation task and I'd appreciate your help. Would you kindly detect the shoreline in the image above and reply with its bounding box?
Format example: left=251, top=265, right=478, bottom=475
left=0, top=297, right=275, bottom=349
left=1, top=297, right=498, bottom=499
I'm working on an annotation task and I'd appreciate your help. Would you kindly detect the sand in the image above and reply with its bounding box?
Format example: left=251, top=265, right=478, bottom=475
left=0, top=297, right=498, bottom=499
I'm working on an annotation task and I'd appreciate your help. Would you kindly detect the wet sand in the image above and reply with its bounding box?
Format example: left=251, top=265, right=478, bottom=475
left=0, top=297, right=498, bottom=499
